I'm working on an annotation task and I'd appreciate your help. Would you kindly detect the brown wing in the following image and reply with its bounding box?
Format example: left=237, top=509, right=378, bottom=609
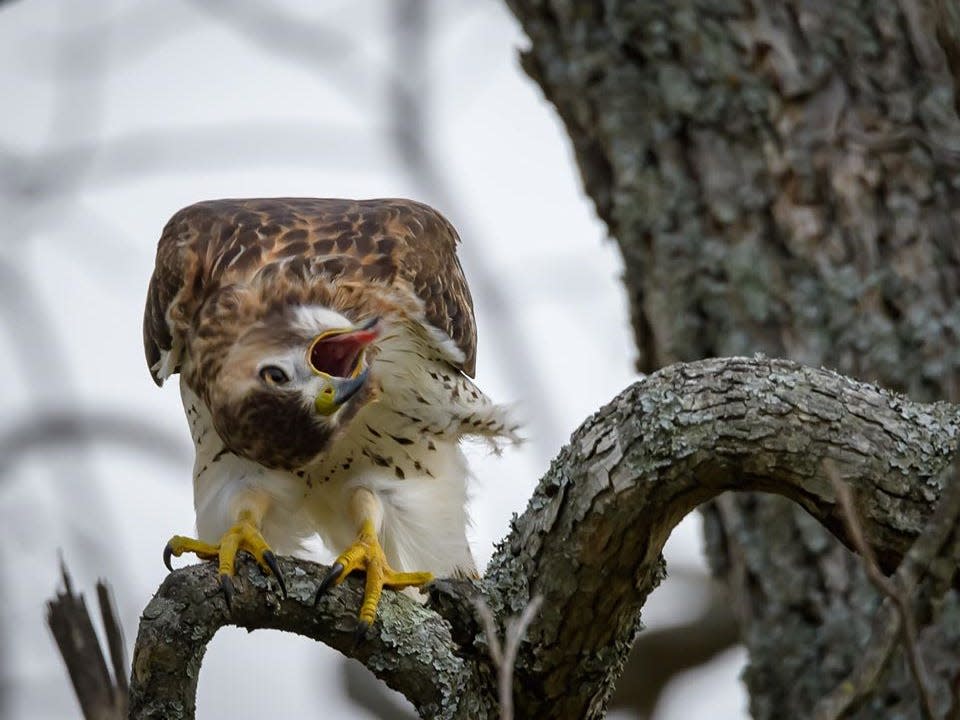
left=143, top=197, right=477, bottom=385
left=143, top=207, right=204, bottom=386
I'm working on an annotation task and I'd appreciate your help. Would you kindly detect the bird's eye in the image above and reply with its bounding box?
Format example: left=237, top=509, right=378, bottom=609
left=259, top=365, right=290, bottom=386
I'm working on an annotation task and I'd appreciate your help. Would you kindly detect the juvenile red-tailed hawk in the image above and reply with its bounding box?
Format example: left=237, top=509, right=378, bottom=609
left=144, top=198, right=517, bottom=628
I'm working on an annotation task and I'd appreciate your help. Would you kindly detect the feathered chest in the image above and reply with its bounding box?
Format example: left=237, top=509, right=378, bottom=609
left=303, top=325, right=495, bottom=487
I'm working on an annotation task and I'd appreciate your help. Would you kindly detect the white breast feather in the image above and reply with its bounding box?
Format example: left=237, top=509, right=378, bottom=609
left=305, top=319, right=519, bottom=577
left=180, top=379, right=314, bottom=555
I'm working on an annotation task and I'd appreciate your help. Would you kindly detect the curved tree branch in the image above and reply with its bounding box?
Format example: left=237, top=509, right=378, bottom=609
left=129, top=357, right=960, bottom=719
left=486, top=356, right=958, bottom=718
left=129, top=558, right=488, bottom=720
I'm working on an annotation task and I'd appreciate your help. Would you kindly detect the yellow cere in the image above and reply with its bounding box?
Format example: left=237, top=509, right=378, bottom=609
left=314, top=374, right=339, bottom=416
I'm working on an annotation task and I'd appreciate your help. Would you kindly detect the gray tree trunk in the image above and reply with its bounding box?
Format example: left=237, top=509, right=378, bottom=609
left=505, top=0, right=960, bottom=716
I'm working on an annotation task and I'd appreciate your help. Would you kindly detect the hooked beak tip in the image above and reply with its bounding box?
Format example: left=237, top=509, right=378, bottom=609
left=314, top=367, right=371, bottom=416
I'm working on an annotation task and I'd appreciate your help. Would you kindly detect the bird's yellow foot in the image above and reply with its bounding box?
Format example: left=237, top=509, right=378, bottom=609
left=163, top=512, right=286, bottom=607
left=316, top=518, right=433, bottom=634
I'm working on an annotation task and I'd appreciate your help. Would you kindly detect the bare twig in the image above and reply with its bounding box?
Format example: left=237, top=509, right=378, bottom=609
left=475, top=595, right=543, bottom=720
left=46, top=559, right=128, bottom=720
left=816, top=463, right=954, bottom=720
left=96, top=582, right=129, bottom=703
left=475, top=597, right=504, bottom=665
left=500, top=596, right=543, bottom=716
left=836, top=483, right=935, bottom=720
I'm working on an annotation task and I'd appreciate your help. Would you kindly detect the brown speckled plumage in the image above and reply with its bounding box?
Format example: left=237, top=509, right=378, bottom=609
left=143, top=197, right=477, bottom=389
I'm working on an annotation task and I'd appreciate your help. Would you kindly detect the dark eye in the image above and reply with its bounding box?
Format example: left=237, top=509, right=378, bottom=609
left=259, top=365, right=290, bottom=386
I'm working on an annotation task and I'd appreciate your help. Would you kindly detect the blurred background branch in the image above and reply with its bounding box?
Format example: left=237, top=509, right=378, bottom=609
left=0, top=410, right=189, bottom=476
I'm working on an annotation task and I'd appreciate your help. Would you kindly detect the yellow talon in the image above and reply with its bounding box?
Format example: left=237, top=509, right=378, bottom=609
left=319, top=518, right=433, bottom=627
left=163, top=510, right=286, bottom=601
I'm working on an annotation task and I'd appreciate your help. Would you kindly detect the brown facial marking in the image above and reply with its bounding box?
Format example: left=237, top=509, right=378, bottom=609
left=216, top=388, right=333, bottom=470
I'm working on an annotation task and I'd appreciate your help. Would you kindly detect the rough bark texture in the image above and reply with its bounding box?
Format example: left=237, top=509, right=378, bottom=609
left=505, top=0, right=960, bottom=716
left=129, top=357, right=960, bottom=719
left=129, top=557, right=487, bottom=720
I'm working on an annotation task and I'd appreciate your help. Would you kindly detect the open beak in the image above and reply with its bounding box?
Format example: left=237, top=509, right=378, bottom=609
left=311, top=318, right=380, bottom=416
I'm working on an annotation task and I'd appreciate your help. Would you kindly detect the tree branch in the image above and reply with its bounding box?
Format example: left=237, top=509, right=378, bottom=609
left=128, top=357, right=959, bottom=719
left=475, top=595, right=544, bottom=720
left=485, top=356, right=958, bottom=718
left=128, top=558, right=486, bottom=719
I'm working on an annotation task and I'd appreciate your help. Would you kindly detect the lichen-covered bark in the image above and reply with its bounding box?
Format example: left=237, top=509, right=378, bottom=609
left=129, top=358, right=960, bottom=719
left=508, top=0, right=960, bottom=388
left=130, top=558, right=483, bottom=720
left=128, top=557, right=490, bottom=720
left=488, top=357, right=960, bottom=719
left=505, top=0, right=960, bottom=716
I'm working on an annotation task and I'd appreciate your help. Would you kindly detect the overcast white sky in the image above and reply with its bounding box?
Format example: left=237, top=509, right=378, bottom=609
left=0, top=1, right=746, bottom=718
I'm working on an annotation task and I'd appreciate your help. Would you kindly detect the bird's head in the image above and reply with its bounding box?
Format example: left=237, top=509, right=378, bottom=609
left=199, top=302, right=381, bottom=470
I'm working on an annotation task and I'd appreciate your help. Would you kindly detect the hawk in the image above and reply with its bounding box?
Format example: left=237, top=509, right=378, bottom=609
left=144, top=198, right=518, bottom=628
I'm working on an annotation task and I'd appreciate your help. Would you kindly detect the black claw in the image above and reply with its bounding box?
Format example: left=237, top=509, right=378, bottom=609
left=315, top=562, right=344, bottom=605
left=263, top=550, right=287, bottom=598
left=219, top=574, right=235, bottom=610
left=163, top=544, right=174, bottom=572
left=353, top=620, right=371, bottom=647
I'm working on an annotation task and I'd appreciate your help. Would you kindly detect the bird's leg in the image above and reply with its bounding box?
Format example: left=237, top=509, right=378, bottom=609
left=316, top=487, right=433, bottom=632
left=163, top=499, right=286, bottom=605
